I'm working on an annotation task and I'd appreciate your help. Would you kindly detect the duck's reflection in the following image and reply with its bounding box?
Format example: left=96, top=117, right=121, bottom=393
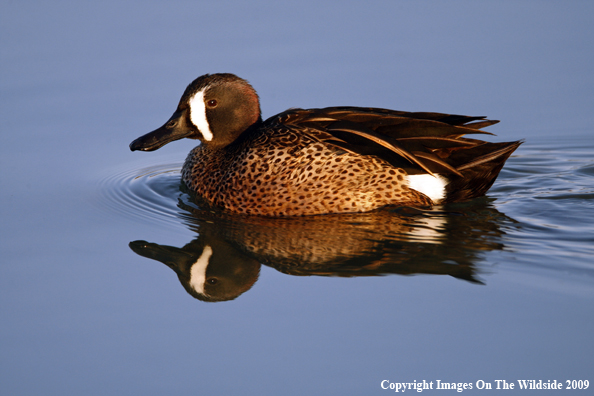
left=129, top=194, right=515, bottom=302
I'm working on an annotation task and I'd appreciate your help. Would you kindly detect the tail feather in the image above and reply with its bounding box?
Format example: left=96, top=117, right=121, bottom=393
left=445, top=140, right=523, bottom=202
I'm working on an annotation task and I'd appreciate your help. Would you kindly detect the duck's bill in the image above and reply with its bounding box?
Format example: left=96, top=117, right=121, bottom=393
left=129, top=240, right=186, bottom=271
left=129, top=109, right=194, bottom=151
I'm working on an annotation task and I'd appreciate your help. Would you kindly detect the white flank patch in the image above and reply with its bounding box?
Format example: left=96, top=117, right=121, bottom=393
left=406, top=174, right=448, bottom=203
left=189, top=245, right=213, bottom=295
left=189, top=89, right=214, bottom=141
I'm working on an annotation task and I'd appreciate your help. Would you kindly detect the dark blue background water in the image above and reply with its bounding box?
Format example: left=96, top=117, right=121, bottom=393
left=2, top=1, right=593, bottom=394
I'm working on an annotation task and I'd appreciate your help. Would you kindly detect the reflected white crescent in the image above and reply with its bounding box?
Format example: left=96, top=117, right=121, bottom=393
left=189, top=245, right=213, bottom=295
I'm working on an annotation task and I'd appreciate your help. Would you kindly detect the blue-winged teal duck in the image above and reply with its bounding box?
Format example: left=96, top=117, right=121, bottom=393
left=130, top=73, right=522, bottom=216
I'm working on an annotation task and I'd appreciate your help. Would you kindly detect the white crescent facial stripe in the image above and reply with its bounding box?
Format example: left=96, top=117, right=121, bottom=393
left=189, top=89, right=214, bottom=141
left=189, top=245, right=213, bottom=295
left=406, top=174, right=448, bottom=203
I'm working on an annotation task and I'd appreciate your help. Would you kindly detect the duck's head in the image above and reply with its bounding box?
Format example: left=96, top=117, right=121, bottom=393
left=129, top=237, right=261, bottom=303
left=130, top=73, right=261, bottom=151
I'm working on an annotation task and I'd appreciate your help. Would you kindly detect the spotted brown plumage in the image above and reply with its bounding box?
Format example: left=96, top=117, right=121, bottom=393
left=130, top=73, right=522, bottom=216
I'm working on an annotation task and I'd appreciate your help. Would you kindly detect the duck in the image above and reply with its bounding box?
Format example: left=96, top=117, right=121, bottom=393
left=130, top=73, right=522, bottom=216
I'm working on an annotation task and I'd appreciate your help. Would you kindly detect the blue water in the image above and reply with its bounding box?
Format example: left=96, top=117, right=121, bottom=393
left=1, top=1, right=593, bottom=395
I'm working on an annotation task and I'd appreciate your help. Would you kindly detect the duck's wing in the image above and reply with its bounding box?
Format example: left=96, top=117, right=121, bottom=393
left=267, top=107, right=519, bottom=179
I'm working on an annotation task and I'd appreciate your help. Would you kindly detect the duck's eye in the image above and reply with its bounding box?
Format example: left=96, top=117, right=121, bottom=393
left=207, top=99, right=218, bottom=108
left=207, top=278, right=218, bottom=285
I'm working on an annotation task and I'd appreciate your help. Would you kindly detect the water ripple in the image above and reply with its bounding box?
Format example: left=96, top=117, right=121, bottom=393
left=97, top=162, right=184, bottom=227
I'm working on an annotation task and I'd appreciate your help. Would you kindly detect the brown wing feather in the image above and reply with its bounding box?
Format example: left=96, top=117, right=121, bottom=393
left=266, top=106, right=522, bottom=201
left=268, top=107, right=503, bottom=175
